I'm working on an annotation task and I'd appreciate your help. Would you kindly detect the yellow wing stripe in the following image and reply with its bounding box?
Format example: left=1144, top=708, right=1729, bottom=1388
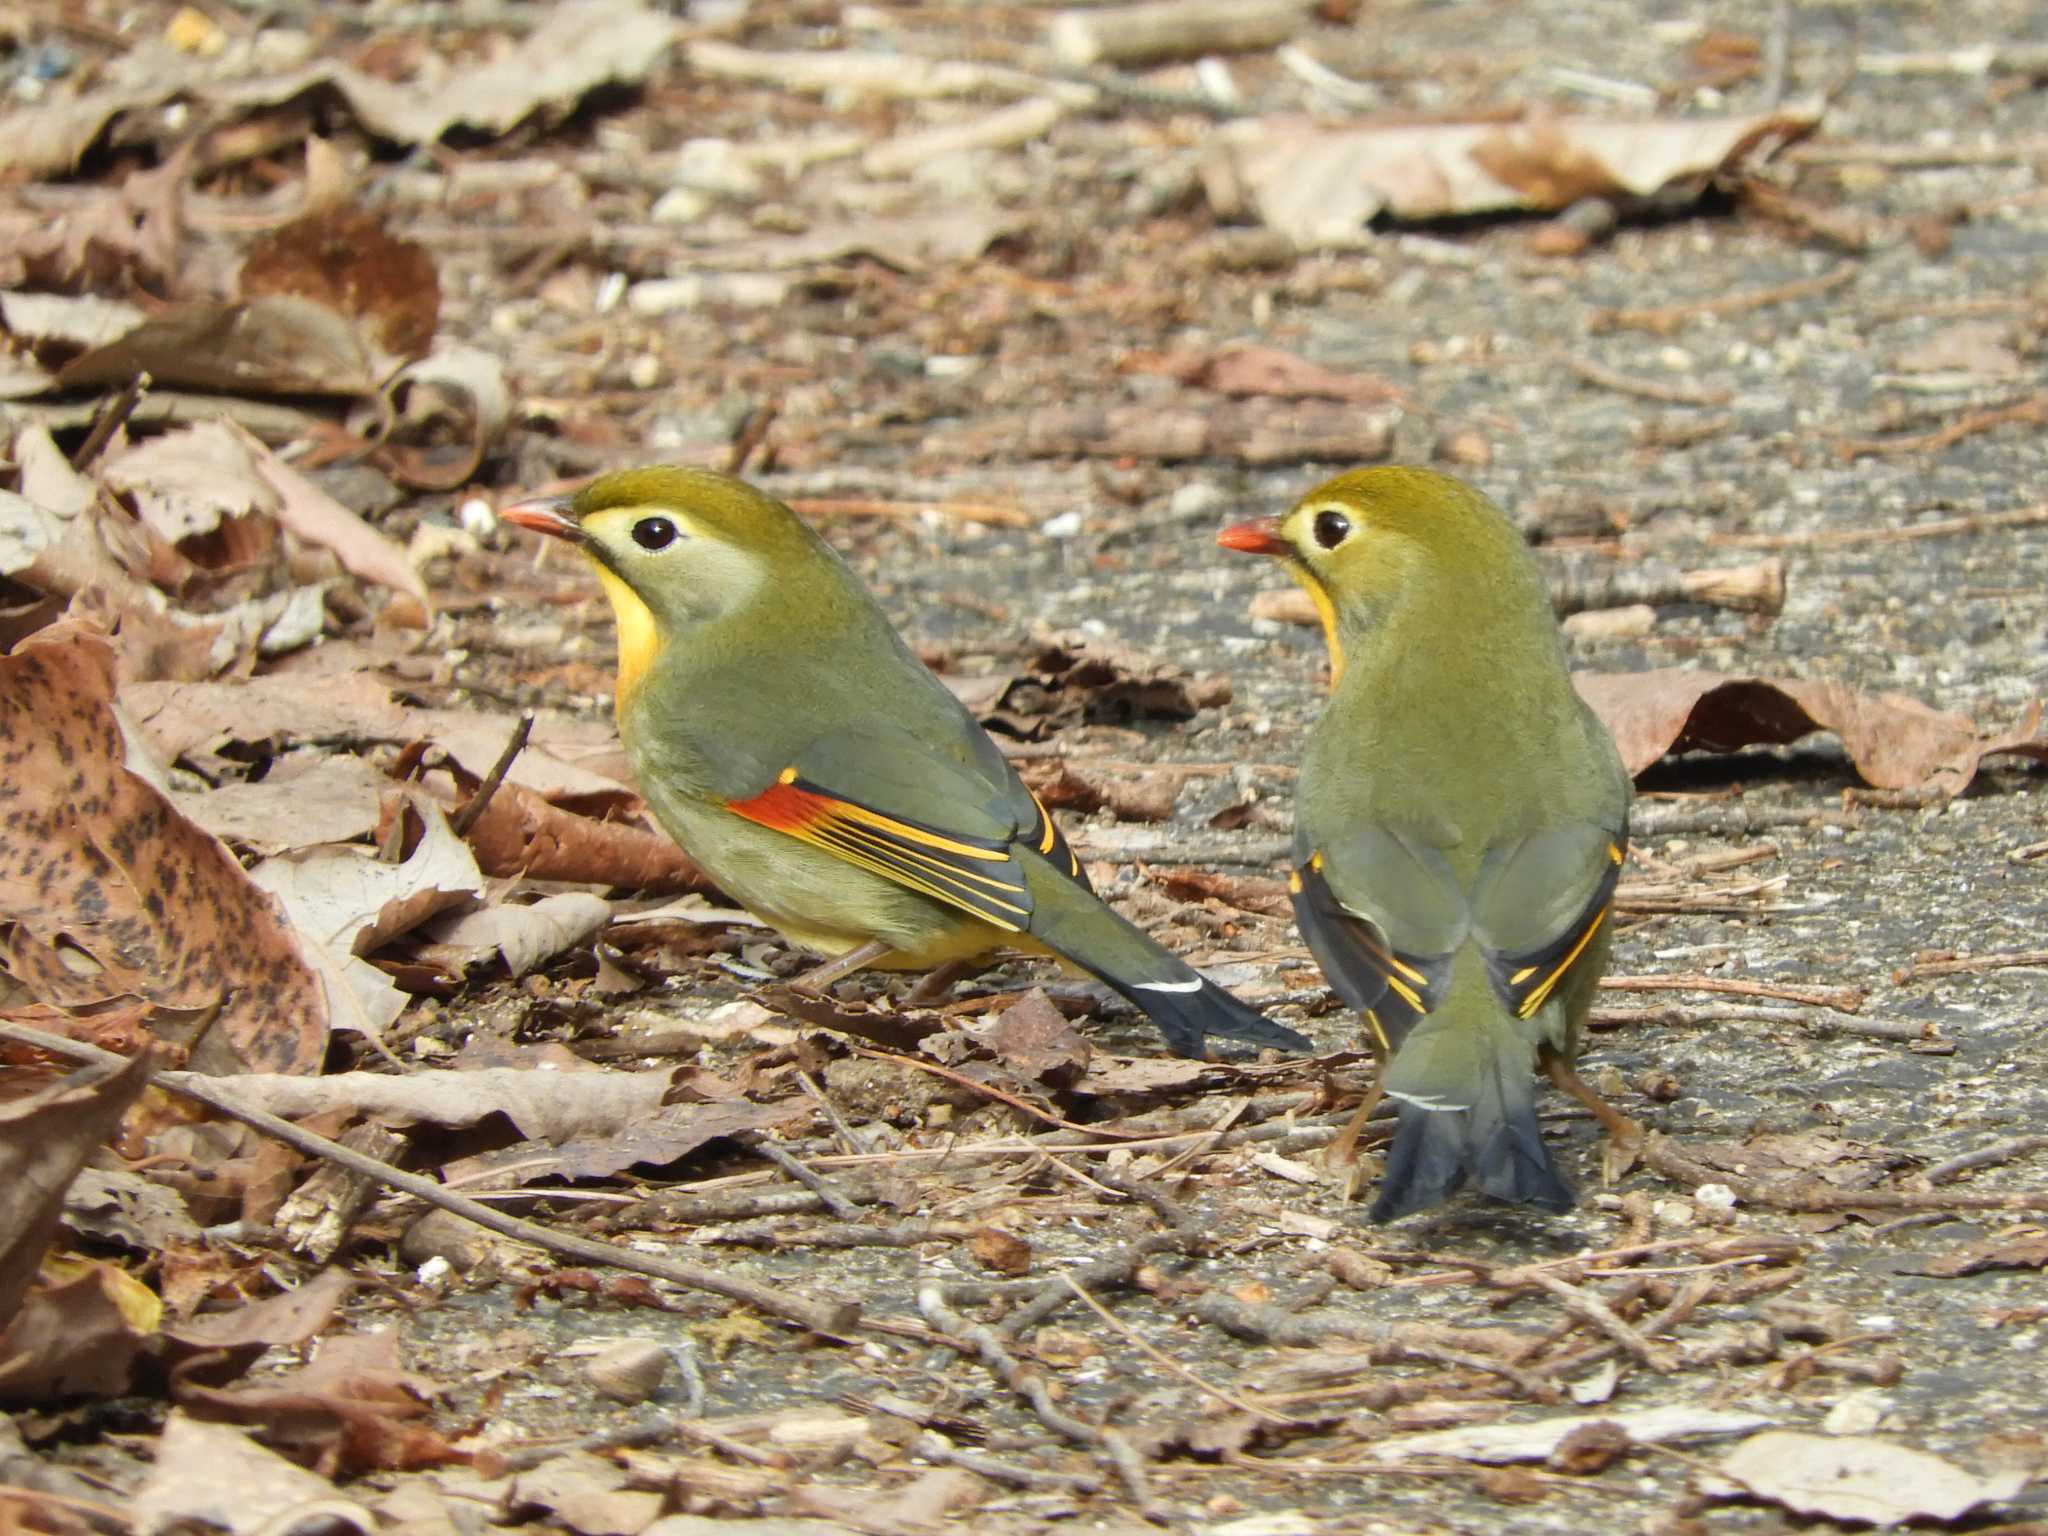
left=1516, top=902, right=1611, bottom=1019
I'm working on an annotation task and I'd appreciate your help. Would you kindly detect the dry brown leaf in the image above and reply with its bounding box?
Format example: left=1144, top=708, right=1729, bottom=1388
left=100, top=420, right=279, bottom=553
left=948, top=638, right=1230, bottom=740
left=408, top=770, right=707, bottom=892
left=161, top=1267, right=356, bottom=1387
left=0, top=625, right=328, bottom=1075
left=1017, top=758, right=1180, bottom=823
left=172, top=755, right=387, bottom=855
left=238, top=204, right=439, bottom=361
left=972, top=989, right=1091, bottom=1085
left=174, top=1329, right=459, bottom=1475
left=132, top=1413, right=374, bottom=1536
left=56, top=294, right=379, bottom=398
left=0, top=1050, right=154, bottom=1320
left=229, top=420, right=432, bottom=616
left=1574, top=669, right=2048, bottom=794
left=543, top=1097, right=815, bottom=1180
left=0, top=1255, right=161, bottom=1403
left=213, top=1064, right=677, bottom=1143
left=1211, top=105, right=1820, bottom=248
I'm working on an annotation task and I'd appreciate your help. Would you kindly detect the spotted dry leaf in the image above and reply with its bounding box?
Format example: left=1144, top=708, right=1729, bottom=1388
left=0, top=624, right=327, bottom=1075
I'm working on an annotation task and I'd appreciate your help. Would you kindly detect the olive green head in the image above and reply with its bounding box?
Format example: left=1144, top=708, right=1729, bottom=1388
left=502, top=465, right=838, bottom=706
left=1218, top=467, right=1539, bottom=686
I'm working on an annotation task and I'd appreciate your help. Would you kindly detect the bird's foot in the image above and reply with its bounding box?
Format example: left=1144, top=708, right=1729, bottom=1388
left=1543, top=1051, right=1646, bottom=1179
left=790, top=938, right=895, bottom=997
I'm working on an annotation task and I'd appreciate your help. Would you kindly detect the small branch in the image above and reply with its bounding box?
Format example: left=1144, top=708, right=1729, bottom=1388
left=1599, top=973, right=1865, bottom=1013
left=1642, top=1132, right=2048, bottom=1213
left=1589, top=1003, right=1941, bottom=1045
left=70, top=372, right=152, bottom=471
left=1923, top=1135, right=2048, bottom=1185
left=1566, top=355, right=1732, bottom=406
left=449, top=711, right=533, bottom=837
left=917, top=1283, right=1165, bottom=1518
left=0, top=1020, right=856, bottom=1336
left=911, top=1433, right=1103, bottom=1493
left=745, top=1134, right=863, bottom=1220
left=1589, top=265, right=1856, bottom=335
left=1517, top=1271, right=1676, bottom=1372
left=1838, top=393, right=2048, bottom=460
left=1060, top=1274, right=1297, bottom=1425
left=1892, top=947, right=2048, bottom=982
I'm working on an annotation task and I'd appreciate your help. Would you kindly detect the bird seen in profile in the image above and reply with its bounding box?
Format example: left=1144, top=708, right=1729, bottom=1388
left=505, top=466, right=1312, bottom=1061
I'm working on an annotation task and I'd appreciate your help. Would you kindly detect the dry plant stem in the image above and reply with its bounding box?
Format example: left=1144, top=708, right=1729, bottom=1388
left=916, top=1283, right=1164, bottom=1519
left=1642, top=1133, right=2048, bottom=1213
left=0, top=1020, right=856, bottom=1336
left=744, top=1134, right=862, bottom=1220
left=1589, top=264, right=1857, bottom=334
left=1712, top=500, right=2048, bottom=550
left=1895, top=947, right=2048, bottom=981
left=1061, top=1274, right=1298, bottom=1426
left=1518, top=1271, right=1675, bottom=1371
left=1839, top=393, right=2048, bottom=458
left=448, top=710, right=533, bottom=837
left=0, top=1485, right=136, bottom=1531
left=1396, top=1342, right=1559, bottom=1403
left=1537, top=1273, right=1718, bottom=1377
left=795, top=1069, right=870, bottom=1157
left=991, top=1230, right=1193, bottom=1336
left=69, top=371, right=152, bottom=471
left=912, top=1433, right=1103, bottom=1493
left=1600, top=973, right=1864, bottom=1012
left=1589, top=1003, right=1938, bottom=1044
left=1565, top=355, right=1732, bottom=406
left=1922, top=1135, right=2048, bottom=1184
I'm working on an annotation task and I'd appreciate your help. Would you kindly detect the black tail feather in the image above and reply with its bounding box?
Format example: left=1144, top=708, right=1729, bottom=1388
left=1370, top=1090, right=1573, bottom=1222
left=1102, top=974, right=1313, bottom=1059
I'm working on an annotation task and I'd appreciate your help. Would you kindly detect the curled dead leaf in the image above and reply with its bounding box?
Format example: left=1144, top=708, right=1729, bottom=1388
left=1575, top=669, right=2048, bottom=794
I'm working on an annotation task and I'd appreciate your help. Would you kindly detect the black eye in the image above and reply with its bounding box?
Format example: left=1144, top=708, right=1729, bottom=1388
left=1312, top=510, right=1351, bottom=550
left=632, top=516, right=678, bottom=551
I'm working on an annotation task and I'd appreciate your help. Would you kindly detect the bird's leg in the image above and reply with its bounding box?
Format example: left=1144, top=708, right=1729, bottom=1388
left=1542, top=1048, right=1644, bottom=1148
left=790, top=938, right=895, bottom=996
left=905, top=957, right=986, bottom=1007
left=1324, top=1075, right=1386, bottom=1202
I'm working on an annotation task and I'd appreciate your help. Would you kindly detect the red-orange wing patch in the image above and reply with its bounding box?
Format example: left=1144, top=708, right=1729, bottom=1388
left=727, top=769, right=1033, bottom=932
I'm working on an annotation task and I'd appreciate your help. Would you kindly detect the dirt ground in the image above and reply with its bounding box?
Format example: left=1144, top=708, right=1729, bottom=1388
left=12, top=0, right=2048, bottom=1530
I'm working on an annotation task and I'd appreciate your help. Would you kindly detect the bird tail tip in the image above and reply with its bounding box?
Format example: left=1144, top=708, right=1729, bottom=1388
left=1368, top=1093, right=1573, bottom=1222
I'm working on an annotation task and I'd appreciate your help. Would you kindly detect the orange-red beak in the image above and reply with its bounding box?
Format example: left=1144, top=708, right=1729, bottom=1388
left=1216, top=516, right=1288, bottom=556
left=501, top=495, right=580, bottom=541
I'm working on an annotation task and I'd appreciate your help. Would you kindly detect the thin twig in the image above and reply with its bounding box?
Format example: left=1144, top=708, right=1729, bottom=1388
left=1710, top=501, right=2048, bottom=551
left=911, top=1433, right=1103, bottom=1493
left=1517, top=1271, right=1677, bottom=1372
left=1589, top=265, right=1856, bottom=335
left=745, top=1134, right=863, bottom=1220
left=1060, top=1273, right=1298, bottom=1425
left=1838, top=393, right=2048, bottom=459
left=1893, top=947, right=2048, bottom=982
left=69, top=372, right=152, bottom=471
left=0, top=1020, right=855, bottom=1335
left=1599, top=973, right=1864, bottom=1013
left=917, top=1282, right=1164, bottom=1518
left=1566, top=355, right=1732, bottom=406
left=1923, top=1135, right=2048, bottom=1185
left=1642, top=1132, right=2048, bottom=1213
left=449, top=711, right=533, bottom=837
